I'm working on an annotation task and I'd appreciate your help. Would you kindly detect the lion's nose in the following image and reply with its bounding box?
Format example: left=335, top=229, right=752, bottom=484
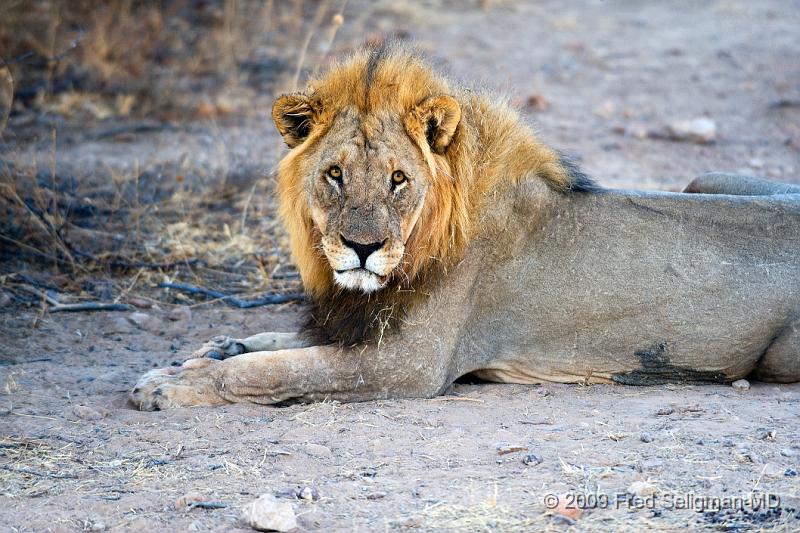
left=340, top=236, right=386, bottom=267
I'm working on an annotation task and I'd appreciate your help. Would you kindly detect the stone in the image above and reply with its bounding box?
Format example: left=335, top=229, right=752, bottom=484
left=169, top=306, right=192, bottom=321
left=241, top=494, right=297, bottom=532
left=128, top=312, right=153, bottom=329
left=731, top=379, right=750, bottom=391
left=297, top=486, right=318, bottom=501
left=627, top=481, right=657, bottom=497
left=522, top=454, right=543, bottom=466
left=305, top=443, right=332, bottom=457
left=640, top=432, right=654, bottom=443
left=175, top=492, right=206, bottom=510
left=755, top=428, right=775, bottom=440
left=128, top=298, right=152, bottom=309
left=72, top=405, right=107, bottom=421
left=665, top=117, right=716, bottom=144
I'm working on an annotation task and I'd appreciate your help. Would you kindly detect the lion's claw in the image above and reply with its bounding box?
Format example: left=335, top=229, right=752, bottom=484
left=193, top=335, right=246, bottom=360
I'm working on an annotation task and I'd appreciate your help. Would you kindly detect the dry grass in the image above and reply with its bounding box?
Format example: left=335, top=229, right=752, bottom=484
left=0, top=0, right=369, bottom=310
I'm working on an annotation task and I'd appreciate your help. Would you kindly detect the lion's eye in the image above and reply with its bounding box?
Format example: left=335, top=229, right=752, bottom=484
left=327, top=166, right=343, bottom=182
left=391, top=170, right=407, bottom=189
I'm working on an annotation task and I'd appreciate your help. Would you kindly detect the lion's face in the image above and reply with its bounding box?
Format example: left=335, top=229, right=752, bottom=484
left=306, top=108, right=430, bottom=292
left=273, top=88, right=461, bottom=294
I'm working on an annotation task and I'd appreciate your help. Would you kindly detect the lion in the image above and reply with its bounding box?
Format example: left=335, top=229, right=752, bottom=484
left=131, top=45, right=800, bottom=410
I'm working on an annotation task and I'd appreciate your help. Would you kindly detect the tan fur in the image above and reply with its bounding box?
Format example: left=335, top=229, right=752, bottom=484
left=130, top=49, right=799, bottom=411
left=275, top=46, right=573, bottom=307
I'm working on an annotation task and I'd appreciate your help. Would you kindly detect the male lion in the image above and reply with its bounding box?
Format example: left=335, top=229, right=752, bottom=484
left=131, top=46, right=799, bottom=410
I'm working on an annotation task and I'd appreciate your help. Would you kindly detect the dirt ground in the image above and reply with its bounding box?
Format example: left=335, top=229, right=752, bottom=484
left=2, top=1, right=800, bottom=531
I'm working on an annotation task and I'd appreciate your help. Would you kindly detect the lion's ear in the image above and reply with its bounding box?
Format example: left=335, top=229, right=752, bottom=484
left=272, top=94, right=318, bottom=148
left=406, top=95, right=461, bottom=154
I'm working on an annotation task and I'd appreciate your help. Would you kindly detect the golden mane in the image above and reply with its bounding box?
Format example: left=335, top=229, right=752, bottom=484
left=274, top=44, right=593, bottom=344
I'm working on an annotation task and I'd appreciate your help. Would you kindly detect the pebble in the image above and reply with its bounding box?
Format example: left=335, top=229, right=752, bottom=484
left=169, top=306, right=192, bottom=322
left=305, top=443, right=332, bottom=457
left=241, top=494, right=297, bottom=532
left=785, top=468, right=798, bottom=477
left=104, top=317, right=132, bottom=335
left=72, top=405, right=107, bottom=421
left=780, top=448, right=795, bottom=458
left=554, top=496, right=582, bottom=521
left=175, top=492, right=207, bottom=510
left=522, top=454, right=543, bottom=466
left=297, top=486, right=319, bottom=501
left=735, top=445, right=763, bottom=464
left=731, top=379, right=750, bottom=391
left=755, top=428, right=775, bottom=440
left=496, top=445, right=528, bottom=455
left=628, top=481, right=657, bottom=497
left=128, top=312, right=153, bottom=329
left=128, top=298, right=152, bottom=309
left=665, top=117, right=717, bottom=144
left=640, top=432, right=654, bottom=443
left=366, top=491, right=387, bottom=500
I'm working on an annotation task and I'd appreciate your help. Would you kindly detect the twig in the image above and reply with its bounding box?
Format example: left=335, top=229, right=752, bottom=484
left=16, top=283, right=131, bottom=313
left=188, top=501, right=228, bottom=510
left=1, top=464, right=77, bottom=479
left=158, top=282, right=304, bottom=308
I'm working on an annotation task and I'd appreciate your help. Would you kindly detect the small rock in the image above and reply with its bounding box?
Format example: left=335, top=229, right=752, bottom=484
left=748, top=158, right=764, bottom=169
left=526, top=94, right=551, bottom=111
left=735, top=446, right=763, bottom=464
left=128, top=298, right=152, bottom=309
left=305, top=443, right=331, bottom=457
left=721, top=438, right=735, bottom=448
left=128, top=312, right=153, bottom=329
left=496, top=445, right=528, bottom=455
left=640, top=458, right=664, bottom=471
left=72, top=405, right=107, bottom=421
left=785, top=468, right=798, bottom=477
left=391, top=516, right=423, bottom=528
left=366, top=491, right=387, bottom=500
left=780, top=448, right=795, bottom=458
left=241, top=494, right=297, bottom=532
left=522, top=454, right=543, bottom=466
left=85, top=520, right=106, bottom=532
left=664, top=117, right=717, bottom=144
left=731, top=379, right=750, bottom=391
left=105, top=317, right=132, bottom=335
left=169, top=306, right=192, bottom=322
left=554, top=496, right=582, bottom=521
left=755, top=428, right=775, bottom=440
left=640, top=432, right=654, bottom=443
left=297, top=486, right=319, bottom=501
left=175, top=492, right=207, bottom=510
left=656, top=406, right=675, bottom=416
left=628, top=481, right=657, bottom=497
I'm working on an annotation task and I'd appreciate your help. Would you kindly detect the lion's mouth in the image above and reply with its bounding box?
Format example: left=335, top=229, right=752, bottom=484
left=332, top=268, right=389, bottom=292
left=335, top=268, right=389, bottom=282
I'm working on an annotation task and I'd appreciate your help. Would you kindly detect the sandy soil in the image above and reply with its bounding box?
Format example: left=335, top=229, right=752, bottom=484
left=2, top=1, right=800, bottom=531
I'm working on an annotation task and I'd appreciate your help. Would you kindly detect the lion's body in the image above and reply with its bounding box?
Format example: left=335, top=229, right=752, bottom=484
left=131, top=46, right=800, bottom=410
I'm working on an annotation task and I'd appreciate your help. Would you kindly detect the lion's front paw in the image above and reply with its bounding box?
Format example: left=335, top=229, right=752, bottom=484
left=192, top=335, right=246, bottom=360
left=130, top=358, right=227, bottom=411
